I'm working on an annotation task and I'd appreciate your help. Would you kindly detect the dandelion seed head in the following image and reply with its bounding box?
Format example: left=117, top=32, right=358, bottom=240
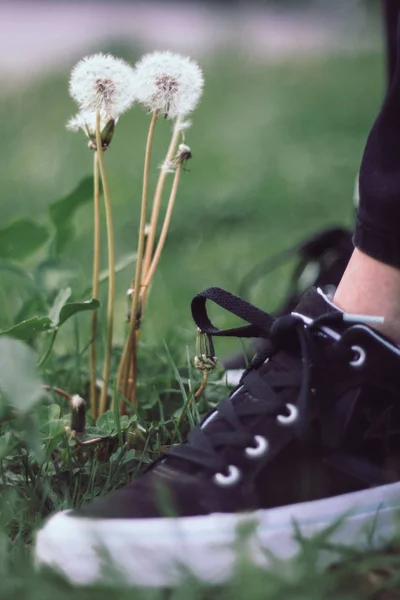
left=69, top=53, right=137, bottom=118
left=135, top=51, right=204, bottom=118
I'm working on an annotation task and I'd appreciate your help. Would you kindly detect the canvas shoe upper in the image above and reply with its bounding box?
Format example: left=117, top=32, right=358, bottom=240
left=35, top=287, right=400, bottom=586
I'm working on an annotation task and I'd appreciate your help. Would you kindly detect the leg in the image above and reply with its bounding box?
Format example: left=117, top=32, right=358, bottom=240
left=384, top=0, right=399, bottom=83
left=334, top=3, right=400, bottom=342
left=334, top=249, right=400, bottom=341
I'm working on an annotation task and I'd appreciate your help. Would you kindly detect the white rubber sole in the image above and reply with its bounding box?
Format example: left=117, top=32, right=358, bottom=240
left=35, top=481, right=400, bottom=587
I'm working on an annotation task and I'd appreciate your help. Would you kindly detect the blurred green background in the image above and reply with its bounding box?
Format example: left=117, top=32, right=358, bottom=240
left=0, top=0, right=384, bottom=360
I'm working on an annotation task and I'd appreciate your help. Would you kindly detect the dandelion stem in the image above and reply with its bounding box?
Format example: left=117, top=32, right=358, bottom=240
left=90, top=151, right=101, bottom=419
left=176, top=370, right=208, bottom=430
left=143, top=163, right=182, bottom=293
left=194, top=371, right=208, bottom=400
left=128, top=141, right=182, bottom=404
left=141, top=120, right=181, bottom=297
left=117, top=111, right=158, bottom=401
left=130, top=164, right=182, bottom=401
left=95, top=111, right=115, bottom=415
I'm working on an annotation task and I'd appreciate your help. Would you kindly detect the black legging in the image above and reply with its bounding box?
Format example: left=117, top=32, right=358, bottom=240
left=384, top=0, right=398, bottom=83
left=354, top=1, right=400, bottom=268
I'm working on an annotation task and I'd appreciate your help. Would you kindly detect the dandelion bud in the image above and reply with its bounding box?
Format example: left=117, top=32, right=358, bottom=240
left=67, top=111, right=116, bottom=151
left=194, top=354, right=218, bottom=374
left=69, top=53, right=137, bottom=119
left=194, top=329, right=217, bottom=374
left=134, top=51, right=204, bottom=119
left=70, top=394, right=86, bottom=433
left=126, top=296, right=142, bottom=328
left=95, top=117, right=116, bottom=150
left=174, top=143, right=192, bottom=167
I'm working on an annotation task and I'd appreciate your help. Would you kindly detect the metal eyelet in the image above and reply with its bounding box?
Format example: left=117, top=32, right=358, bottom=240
left=277, top=403, right=298, bottom=425
left=245, top=435, right=269, bottom=459
left=213, top=465, right=240, bottom=487
left=349, top=345, right=366, bottom=368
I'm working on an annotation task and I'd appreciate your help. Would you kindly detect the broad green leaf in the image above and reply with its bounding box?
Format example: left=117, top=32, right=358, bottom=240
left=0, top=297, right=99, bottom=342
left=0, top=432, right=17, bottom=460
left=48, top=287, right=71, bottom=326
left=36, top=405, right=66, bottom=453
left=38, top=405, right=65, bottom=436
left=0, top=261, right=46, bottom=319
left=13, top=296, right=47, bottom=327
left=49, top=177, right=94, bottom=254
left=0, top=338, right=44, bottom=414
left=120, top=415, right=131, bottom=430
left=34, top=258, right=81, bottom=296
left=14, top=413, right=44, bottom=463
left=0, top=219, right=49, bottom=260
left=37, top=404, right=61, bottom=426
left=42, top=419, right=66, bottom=444
left=49, top=403, right=61, bottom=420
left=83, top=425, right=109, bottom=439
left=0, top=317, right=52, bottom=340
left=0, top=260, right=36, bottom=285
left=40, top=296, right=99, bottom=365
left=96, top=411, right=117, bottom=436
left=58, top=297, right=100, bottom=327
left=110, top=447, right=136, bottom=464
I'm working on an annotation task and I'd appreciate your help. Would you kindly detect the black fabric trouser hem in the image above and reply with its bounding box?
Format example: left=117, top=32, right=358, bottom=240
left=353, top=2, right=400, bottom=270
left=354, top=213, right=400, bottom=270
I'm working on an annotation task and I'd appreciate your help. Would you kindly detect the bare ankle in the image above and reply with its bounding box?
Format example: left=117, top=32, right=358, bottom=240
left=333, top=248, right=400, bottom=344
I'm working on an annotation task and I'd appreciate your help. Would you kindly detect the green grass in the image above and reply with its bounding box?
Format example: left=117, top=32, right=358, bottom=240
left=0, top=46, right=396, bottom=598
left=0, top=49, right=384, bottom=344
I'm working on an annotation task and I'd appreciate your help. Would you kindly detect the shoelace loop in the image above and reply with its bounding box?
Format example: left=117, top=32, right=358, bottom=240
left=166, top=288, right=348, bottom=480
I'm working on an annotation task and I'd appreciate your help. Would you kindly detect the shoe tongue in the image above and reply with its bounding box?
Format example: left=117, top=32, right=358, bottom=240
left=292, top=287, right=340, bottom=320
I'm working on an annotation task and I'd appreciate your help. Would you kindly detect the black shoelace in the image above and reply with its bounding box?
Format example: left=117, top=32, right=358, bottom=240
left=166, top=287, right=346, bottom=478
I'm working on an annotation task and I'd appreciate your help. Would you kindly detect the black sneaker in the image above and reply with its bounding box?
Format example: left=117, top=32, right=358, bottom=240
left=35, top=287, right=400, bottom=587
left=223, top=227, right=353, bottom=371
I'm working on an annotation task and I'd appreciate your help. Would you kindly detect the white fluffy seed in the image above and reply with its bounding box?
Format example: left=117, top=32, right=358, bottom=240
left=66, top=110, right=107, bottom=137
left=69, top=53, right=137, bottom=118
left=134, top=51, right=204, bottom=119
left=71, top=394, right=85, bottom=409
